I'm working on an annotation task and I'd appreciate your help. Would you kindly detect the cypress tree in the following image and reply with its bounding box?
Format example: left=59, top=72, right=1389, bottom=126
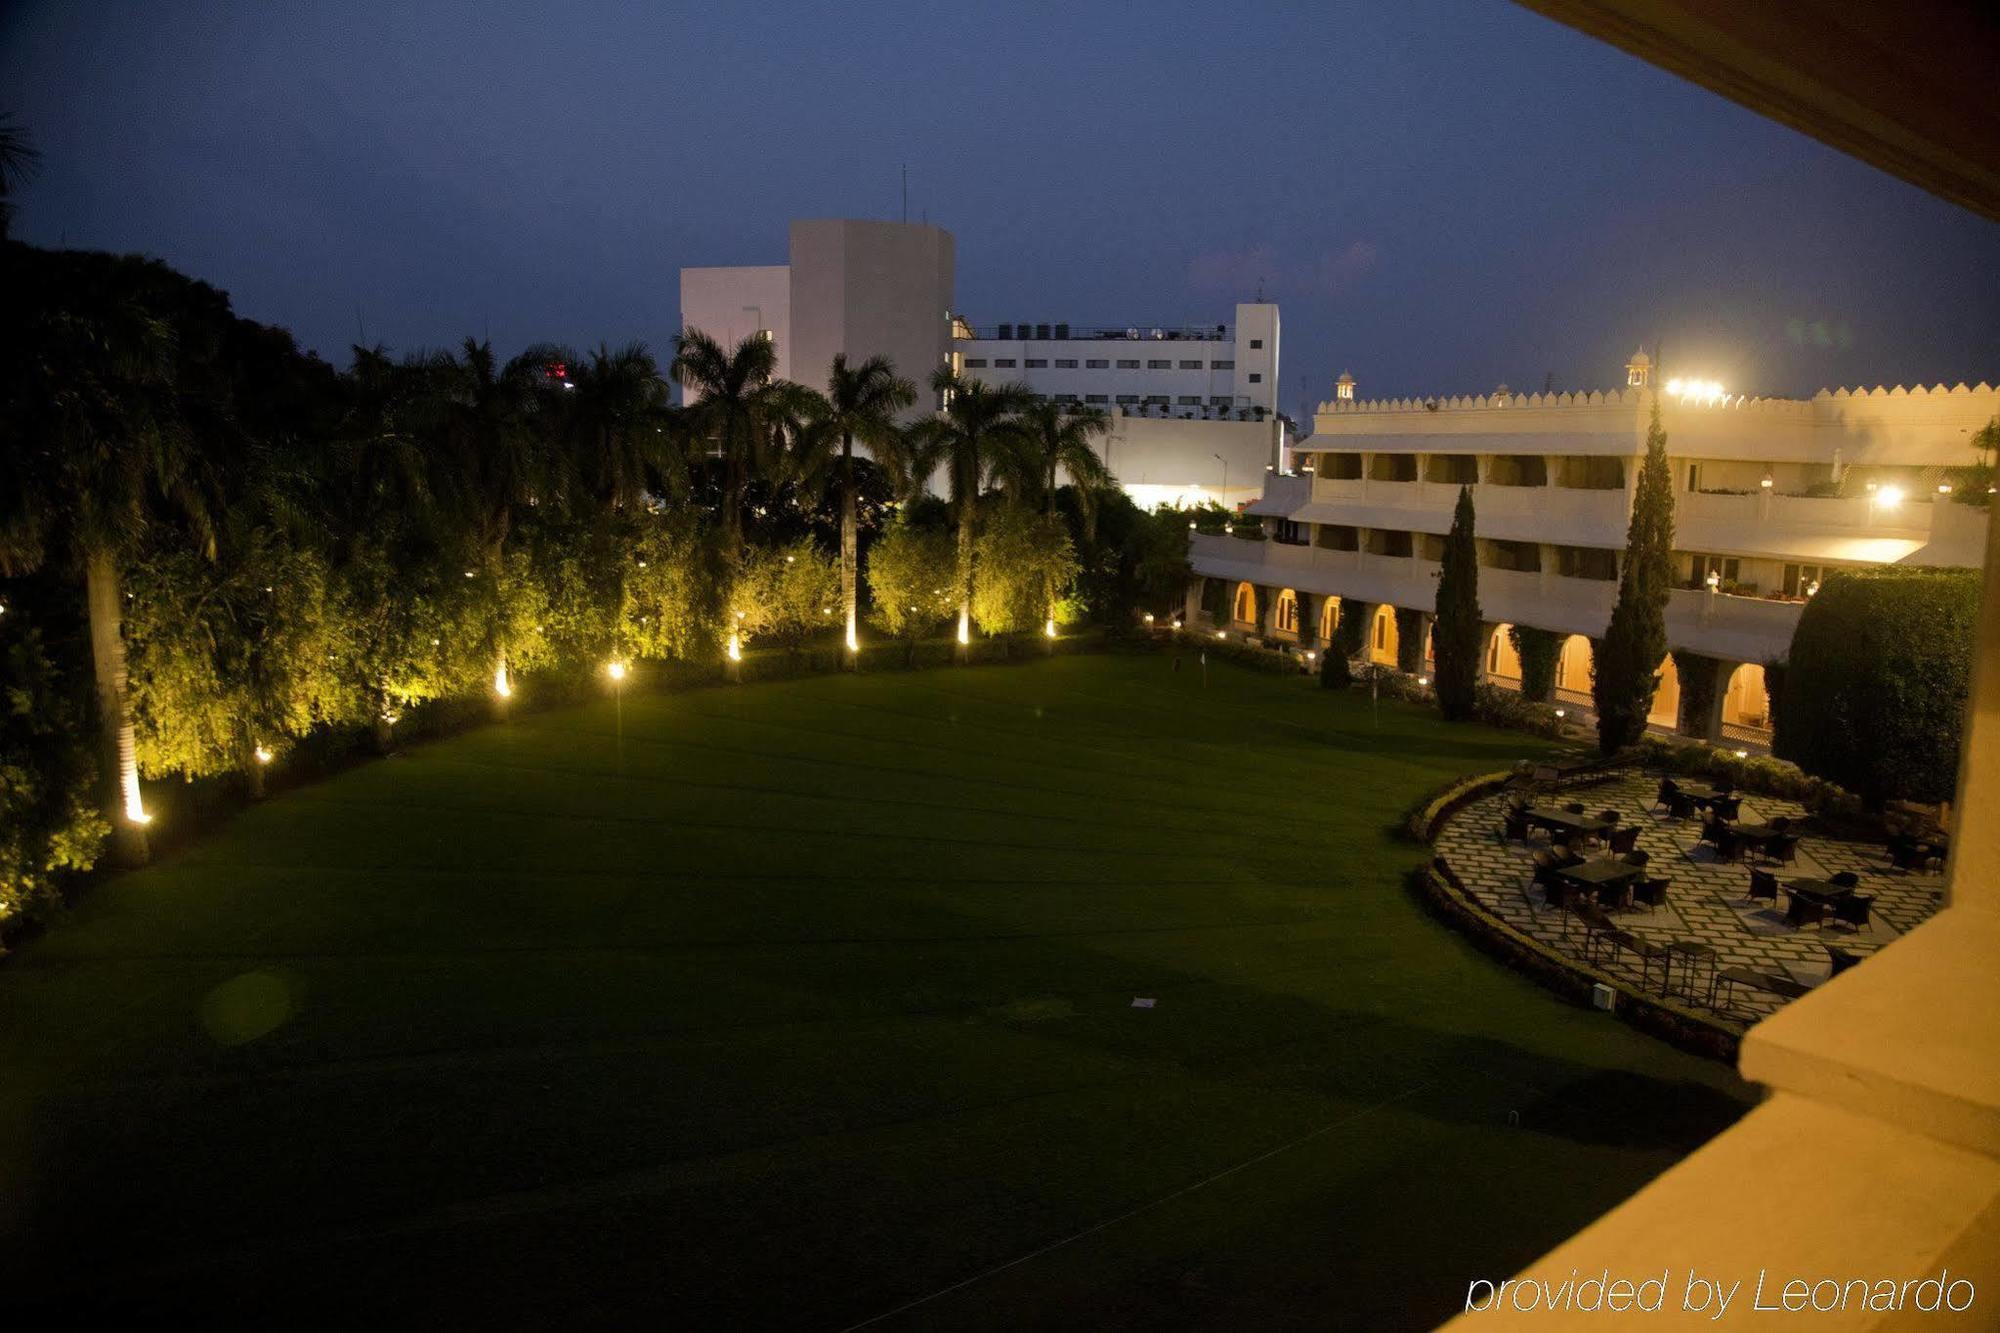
left=1432, top=485, right=1482, bottom=720
left=1593, top=397, right=1675, bottom=752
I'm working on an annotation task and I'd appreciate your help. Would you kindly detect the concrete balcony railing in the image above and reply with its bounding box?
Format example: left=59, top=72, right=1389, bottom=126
left=1299, top=476, right=1633, bottom=547
left=1244, top=471, right=1311, bottom=516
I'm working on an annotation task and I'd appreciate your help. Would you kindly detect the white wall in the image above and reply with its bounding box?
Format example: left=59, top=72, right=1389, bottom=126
left=677, top=265, right=791, bottom=394
left=1099, top=415, right=1280, bottom=510
left=789, top=219, right=953, bottom=417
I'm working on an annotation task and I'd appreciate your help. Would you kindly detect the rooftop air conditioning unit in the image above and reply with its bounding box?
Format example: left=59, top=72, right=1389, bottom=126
left=997, top=323, right=1012, bottom=340
left=1036, top=323, right=1051, bottom=340
left=1055, top=323, right=1069, bottom=339
left=1150, top=328, right=1165, bottom=340
left=1126, top=327, right=1140, bottom=340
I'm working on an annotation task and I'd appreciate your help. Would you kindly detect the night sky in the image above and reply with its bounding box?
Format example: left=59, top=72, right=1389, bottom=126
left=9, top=0, right=2000, bottom=421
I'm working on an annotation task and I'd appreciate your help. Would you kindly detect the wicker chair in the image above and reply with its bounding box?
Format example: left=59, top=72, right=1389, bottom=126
left=1829, top=871, right=1860, bottom=889
left=1833, top=893, right=1874, bottom=930
left=1769, top=834, right=1801, bottom=866
left=1664, top=791, right=1697, bottom=821
left=1713, top=795, right=1743, bottom=821
left=1607, top=825, right=1641, bottom=856
left=1622, top=848, right=1651, bottom=869
left=1785, top=892, right=1827, bottom=929
left=1502, top=808, right=1531, bottom=842
left=1654, top=777, right=1679, bottom=811
left=1633, top=876, right=1670, bottom=910
left=1748, top=869, right=1779, bottom=904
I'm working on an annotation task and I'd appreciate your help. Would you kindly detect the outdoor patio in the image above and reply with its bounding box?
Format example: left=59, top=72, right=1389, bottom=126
left=1435, top=770, right=1947, bottom=1020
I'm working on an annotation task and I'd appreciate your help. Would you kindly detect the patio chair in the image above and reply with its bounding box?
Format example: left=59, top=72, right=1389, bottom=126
left=1887, top=837, right=1929, bottom=872
left=1622, top=848, right=1651, bottom=868
left=1829, top=871, right=1860, bottom=889
left=1607, top=825, right=1641, bottom=856
left=1563, top=801, right=1586, bottom=815
left=1573, top=901, right=1617, bottom=955
left=1713, top=828, right=1745, bottom=863
left=1530, top=849, right=1566, bottom=889
left=1747, top=869, right=1779, bottom=905
left=1664, top=791, right=1697, bottom=821
left=1832, top=893, right=1874, bottom=930
left=1785, top=892, right=1827, bottom=929
left=1653, top=777, right=1678, bottom=811
left=1713, top=795, right=1743, bottom=821
left=1825, top=945, right=1863, bottom=978
left=1769, top=834, right=1801, bottom=866
left=1597, top=808, right=1621, bottom=825
left=1698, top=817, right=1724, bottom=848
left=1596, top=879, right=1634, bottom=911
left=1501, top=808, right=1531, bottom=842
left=1633, top=876, right=1670, bottom=910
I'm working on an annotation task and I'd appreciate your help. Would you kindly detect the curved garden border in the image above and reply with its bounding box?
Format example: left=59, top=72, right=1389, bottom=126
left=1404, top=769, right=1746, bottom=1064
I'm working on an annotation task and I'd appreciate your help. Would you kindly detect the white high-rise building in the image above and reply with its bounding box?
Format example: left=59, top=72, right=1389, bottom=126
left=679, top=219, right=955, bottom=416
left=952, top=303, right=1280, bottom=420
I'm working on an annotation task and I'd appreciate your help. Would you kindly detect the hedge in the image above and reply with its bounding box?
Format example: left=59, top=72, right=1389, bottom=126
left=1773, top=567, right=1979, bottom=806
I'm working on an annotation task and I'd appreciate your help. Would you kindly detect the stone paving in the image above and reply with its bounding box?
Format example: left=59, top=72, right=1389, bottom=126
left=1436, top=770, right=1946, bottom=1021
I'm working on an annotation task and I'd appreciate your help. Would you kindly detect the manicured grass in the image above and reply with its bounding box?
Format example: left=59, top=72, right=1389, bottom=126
left=0, top=654, right=1750, bottom=1327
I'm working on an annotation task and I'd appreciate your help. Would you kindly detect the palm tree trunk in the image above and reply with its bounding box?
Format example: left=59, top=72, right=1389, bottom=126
left=85, top=547, right=149, bottom=866
left=956, top=501, right=973, bottom=661
left=841, top=432, right=858, bottom=658
left=242, top=732, right=267, bottom=800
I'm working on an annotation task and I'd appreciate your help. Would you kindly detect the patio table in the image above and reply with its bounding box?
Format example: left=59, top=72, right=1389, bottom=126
left=1667, top=940, right=1718, bottom=1000
left=1555, top=856, right=1645, bottom=907
left=1524, top=808, right=1613, bottom=840
left=1785, top=877, right=1854, bottom=905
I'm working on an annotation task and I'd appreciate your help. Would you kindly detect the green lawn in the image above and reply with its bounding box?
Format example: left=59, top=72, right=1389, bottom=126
left=0, top=653, right=1749, bottom=1328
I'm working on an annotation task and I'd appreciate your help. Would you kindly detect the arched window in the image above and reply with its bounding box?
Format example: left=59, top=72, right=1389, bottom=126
left=1275, top=589, right=1299, bottom=634
left=1321, top=596, right=1341, bottom=643
left=1234, top=583, right=1257, bottom=625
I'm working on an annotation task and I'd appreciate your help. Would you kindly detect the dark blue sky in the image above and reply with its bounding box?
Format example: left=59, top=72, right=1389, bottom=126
left=9, top=0, right=2000, bottom=420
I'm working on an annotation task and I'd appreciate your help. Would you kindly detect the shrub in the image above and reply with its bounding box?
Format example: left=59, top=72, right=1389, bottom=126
left=730, top=539, right=842, bottom=653
left=1471, top=683, right=1564, bottom=738
left=972, top=508, right=1080, bottom=637
left=867, top=519, right=958, bottom=656
left=1773, top=567, right=1978, bottom=806
left=1509, top=625, right=1561, bottom=702
left=1318, top=648, right=1352, bottom=690
left=0, top=621, right=108, bottom=932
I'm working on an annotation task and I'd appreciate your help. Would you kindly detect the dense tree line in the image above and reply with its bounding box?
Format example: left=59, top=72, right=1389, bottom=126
left=0, top=243, right=1190, bottom=924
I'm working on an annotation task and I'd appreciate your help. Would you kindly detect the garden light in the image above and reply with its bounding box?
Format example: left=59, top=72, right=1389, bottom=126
left=1215, top=630, right=1226, bottom=639
left=1735, top=749, right=1749, bottom=758
left=254, top=745, right=273, bottom=765
left=606, top=660, right=628, bottom=682
left=1044, top=618, right=1057, bottom=639
left=1171, top=619, right=1182, bottom=630
left=1417, top=675, right=1429, bottom=686
left=1554, top=708, right=1566, bottom=719
left=493, top=664, right=512, bottom=699
left=1876, top=484, right=1906, bottom=508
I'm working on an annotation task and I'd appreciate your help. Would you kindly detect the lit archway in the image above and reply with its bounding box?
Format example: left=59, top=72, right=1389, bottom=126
left=1647, top=653, right=1682, bottom=727
left=1274, top=588, right=1300, bottom=637
left=1370, top=605, right=1400, bottom=666
left=1484, top=623, right=1522, bottom=683
left=1553, top=635, right=1594, bottom=703
left=1233, top=582, right=1257, bottom=627
left=1320, top=594, right=1342, bottom=644
left=1723, top=662, right=1772, bottom=732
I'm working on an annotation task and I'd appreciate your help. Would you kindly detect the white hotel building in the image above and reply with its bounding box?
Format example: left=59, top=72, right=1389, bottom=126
left=1188, top=352, right=1996, bottom=747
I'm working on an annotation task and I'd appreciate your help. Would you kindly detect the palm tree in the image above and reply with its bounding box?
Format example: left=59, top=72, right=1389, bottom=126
left=0, top=250, right=216, bottom=865
left=998, top=401, right=1115, bottom=635
left=554, top=342, right=681, bottom=509
left=671, top=329, right=798, bottom=563
left=900, top=369, right=1034, bottom=652
left=0, top=113, right=40, bottom=241
left=792, top=354, right=915, bottom=654
left=420, top=338, right=556, bottom=706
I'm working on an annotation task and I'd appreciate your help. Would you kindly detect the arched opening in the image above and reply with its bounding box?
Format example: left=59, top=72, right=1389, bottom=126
left=1722, top=662, right=1772, bottom=737
left=1553, top=635, right=1594, bottom=705
left=1646, top=653, right=1682, bottom=728
left=1233, top=582, right=1257, bottom=627
left=1319, top=594, right=1342, bottom=645
left=1484, top=623, right=1522, bottom=684
left=1273, top=588, right=1300, bottom=637
left=1370, top=605, right=1400, bottom=666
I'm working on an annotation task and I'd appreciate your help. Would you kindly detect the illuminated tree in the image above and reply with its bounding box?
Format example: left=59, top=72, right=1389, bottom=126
left=0, top=249, right=221, bottom=864
left=970, top=507, right=1080, bottom=639
left=897, top=370, right=1034, bottom=651
left=1593, top=398, right=1675, bottom=753
left=790, top=354, right=915, bottom=654
left=728, top=539, right=840, bottom=653
left=866, top=518, right=957, bottom=662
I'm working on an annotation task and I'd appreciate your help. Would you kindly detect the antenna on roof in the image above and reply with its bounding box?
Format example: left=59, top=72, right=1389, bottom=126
left=1256, top=276, right=1266, bottom=302
left=901, top=164, right=907, bottom=223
